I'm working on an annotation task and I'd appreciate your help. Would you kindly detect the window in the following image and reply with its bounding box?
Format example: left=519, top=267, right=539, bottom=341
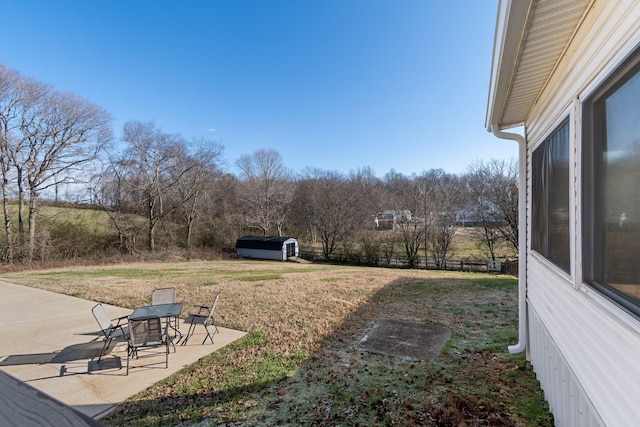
left=583, top=48, right=640, bottom=317
left=532, top=119, right=571, bottom=272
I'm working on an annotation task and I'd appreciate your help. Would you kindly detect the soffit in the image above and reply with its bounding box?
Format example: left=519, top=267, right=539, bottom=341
left=487, top=0, right=592, bottom=130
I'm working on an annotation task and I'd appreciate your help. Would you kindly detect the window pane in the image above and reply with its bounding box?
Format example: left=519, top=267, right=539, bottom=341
left=532, top=119, right=570, bottom=272
left=602, top=70, right=640, bottom=302
left=548, top=123, right=570, bottom=271
left=532, top=145, right=547, bottom=255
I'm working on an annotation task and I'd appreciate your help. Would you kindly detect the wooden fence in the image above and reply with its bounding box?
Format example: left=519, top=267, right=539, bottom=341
left=299, top=249, right=518, bottom=275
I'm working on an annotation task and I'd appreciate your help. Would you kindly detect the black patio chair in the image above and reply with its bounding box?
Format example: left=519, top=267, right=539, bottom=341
left=151, top=287, right=176, bottom=305
left=152, top=287, right=179, bottom=331
left=126, top=317, right=169, bottom=375
left=181, top=292, right=220, bottom=345
left=91, top=303, right=128, bottom=362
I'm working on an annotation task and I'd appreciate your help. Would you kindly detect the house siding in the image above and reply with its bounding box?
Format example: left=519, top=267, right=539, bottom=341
left=526, top=255, right=640, bottom=426
left=528, top=304, right=605, bottom=427
left=522, top=1, right=640, bottom=425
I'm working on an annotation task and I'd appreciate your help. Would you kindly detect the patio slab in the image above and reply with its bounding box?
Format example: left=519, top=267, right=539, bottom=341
left=357, top=318, right=451, bottom=361
left=0, top=280, right=246, bottom=420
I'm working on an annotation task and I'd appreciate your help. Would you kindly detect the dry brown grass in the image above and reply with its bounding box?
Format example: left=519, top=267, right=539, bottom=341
left=0, top=260, right=551, bottom=426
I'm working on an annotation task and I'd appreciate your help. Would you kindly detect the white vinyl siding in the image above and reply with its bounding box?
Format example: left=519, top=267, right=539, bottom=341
left=526, top=255, right=640, bottom=426
left=520, top=1, right=640, bottom=425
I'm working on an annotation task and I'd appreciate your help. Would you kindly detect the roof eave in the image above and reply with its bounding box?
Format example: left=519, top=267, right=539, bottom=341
left=486, top=0, right=594, bottom=132
left=485, top=0, right=533, bottom=132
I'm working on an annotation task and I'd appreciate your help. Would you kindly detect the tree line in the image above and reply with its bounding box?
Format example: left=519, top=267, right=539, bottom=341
left=0, top=63, right=518, bottom=265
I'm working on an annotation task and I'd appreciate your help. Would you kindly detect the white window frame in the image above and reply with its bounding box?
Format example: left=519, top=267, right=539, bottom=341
left=579, top=44, right=640, bottom=320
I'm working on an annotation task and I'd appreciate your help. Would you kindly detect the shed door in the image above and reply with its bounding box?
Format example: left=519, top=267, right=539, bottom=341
left=286, top=242, right=296, bottom=257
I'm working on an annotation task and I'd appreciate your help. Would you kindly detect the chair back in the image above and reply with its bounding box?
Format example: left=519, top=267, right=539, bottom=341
left=129, top=317, right=164, bottom=347
left=92, top=303, right=113, bottom=332
left=152, top=288, right=176, bottom=305
left=206, top=292, right=221, bottom=321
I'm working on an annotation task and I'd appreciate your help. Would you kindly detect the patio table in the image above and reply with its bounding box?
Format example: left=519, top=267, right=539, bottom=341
left=130, top=303, right=183, bottom=346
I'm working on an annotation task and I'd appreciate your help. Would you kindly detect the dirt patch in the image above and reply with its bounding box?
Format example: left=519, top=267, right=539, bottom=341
left=357, top=318, right=450, bottom=361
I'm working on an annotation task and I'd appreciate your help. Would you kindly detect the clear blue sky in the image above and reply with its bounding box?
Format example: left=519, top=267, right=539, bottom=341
left=1, top=0, right=516, bottom=177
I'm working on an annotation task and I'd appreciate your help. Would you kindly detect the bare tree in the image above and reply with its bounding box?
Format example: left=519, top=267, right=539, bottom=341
left=423, top=170, right=462, bottom=267
left=335, top=167, right=383, bottom=260
left=2, top=78, right=111, bottom=261
left=384, top=171, right=423, bottom=268
left=306, top=171, right=346, bottom=259
left=303, top=169, right=369, bottom=260
left=360, top=230, right=381, bottom=265
left=349, top=166, right=383, bottom=224
left=236, top=149, right=293, bottom=236
left=98, top=163, right=144, bottom=254
left=288, top=176, right=317, bottom=242
left=0, top=65, right=23, bottom=262
left=23, top=92, right=111, bottom=259
left=110, top=121, right=203, bottom=252
left=174, top=138, right=224, bottom=249
left=428, top=213, right=457, bottom=267
left=399, top=219, right=425, bottom=268
left=196, top=173, right=243, bottom=248
left=465, top=159, right=519, bottom=257
left=380, top=229, right=397, bottom=265
left=0, top=65, right=52, bottom=261
left=384, top=170, right=437, bottom=268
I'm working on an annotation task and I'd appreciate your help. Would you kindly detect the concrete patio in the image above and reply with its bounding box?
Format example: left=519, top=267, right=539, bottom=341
left=0, top=280, right=247, bottom=420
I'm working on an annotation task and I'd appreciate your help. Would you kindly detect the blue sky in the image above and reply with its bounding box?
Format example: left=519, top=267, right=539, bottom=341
left=1, top=0, right=516, bottom=177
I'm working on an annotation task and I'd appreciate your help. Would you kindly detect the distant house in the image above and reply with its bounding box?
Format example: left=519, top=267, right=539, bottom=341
left=455, top=200, right=500, bottom=227
left=235, top=236, right=299, bottom=261
left=486, top=0, right=640, bottom=425
left=374, top=210, right=411, bottom=229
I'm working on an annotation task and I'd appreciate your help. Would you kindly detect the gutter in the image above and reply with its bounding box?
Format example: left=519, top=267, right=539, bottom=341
left=491, top=124, right=527, bottom=354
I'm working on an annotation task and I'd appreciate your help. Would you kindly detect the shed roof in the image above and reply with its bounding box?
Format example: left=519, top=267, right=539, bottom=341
left=236, top=236, right=296, bottom=251
left=486, top=0, right=592, bottom=131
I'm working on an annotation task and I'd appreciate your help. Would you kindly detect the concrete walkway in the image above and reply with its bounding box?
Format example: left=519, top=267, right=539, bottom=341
left=0, top=280, right=246, bottom=420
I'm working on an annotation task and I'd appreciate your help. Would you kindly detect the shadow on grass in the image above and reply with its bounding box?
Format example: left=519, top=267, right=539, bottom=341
left=102, top=274, right=552, bottom=427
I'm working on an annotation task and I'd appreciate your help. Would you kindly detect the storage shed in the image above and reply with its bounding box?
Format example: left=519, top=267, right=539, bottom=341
left=235, top=236, right=299, bottom=261
left=486, top=1, right=640, bottom=425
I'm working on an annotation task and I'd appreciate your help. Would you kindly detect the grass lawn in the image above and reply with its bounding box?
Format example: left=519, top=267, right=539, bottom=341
left=0, top=260, right=552, bottom=426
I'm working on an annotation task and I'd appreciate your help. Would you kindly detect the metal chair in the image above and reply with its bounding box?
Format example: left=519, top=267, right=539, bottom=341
left=126, top=317, right=169, bottom=375
left=152, top=287, right=179, bottom=331
left=91, top=303, right=128, bottom=362
left=151, top=288, right=176, bottom=305
left=181, top=292, right=220, bottom=345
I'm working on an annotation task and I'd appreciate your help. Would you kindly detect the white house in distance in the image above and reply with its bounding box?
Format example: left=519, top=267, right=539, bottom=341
left=235, top=236, right=299, bottom=261
left=486, top=1, right=640, bottom=426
